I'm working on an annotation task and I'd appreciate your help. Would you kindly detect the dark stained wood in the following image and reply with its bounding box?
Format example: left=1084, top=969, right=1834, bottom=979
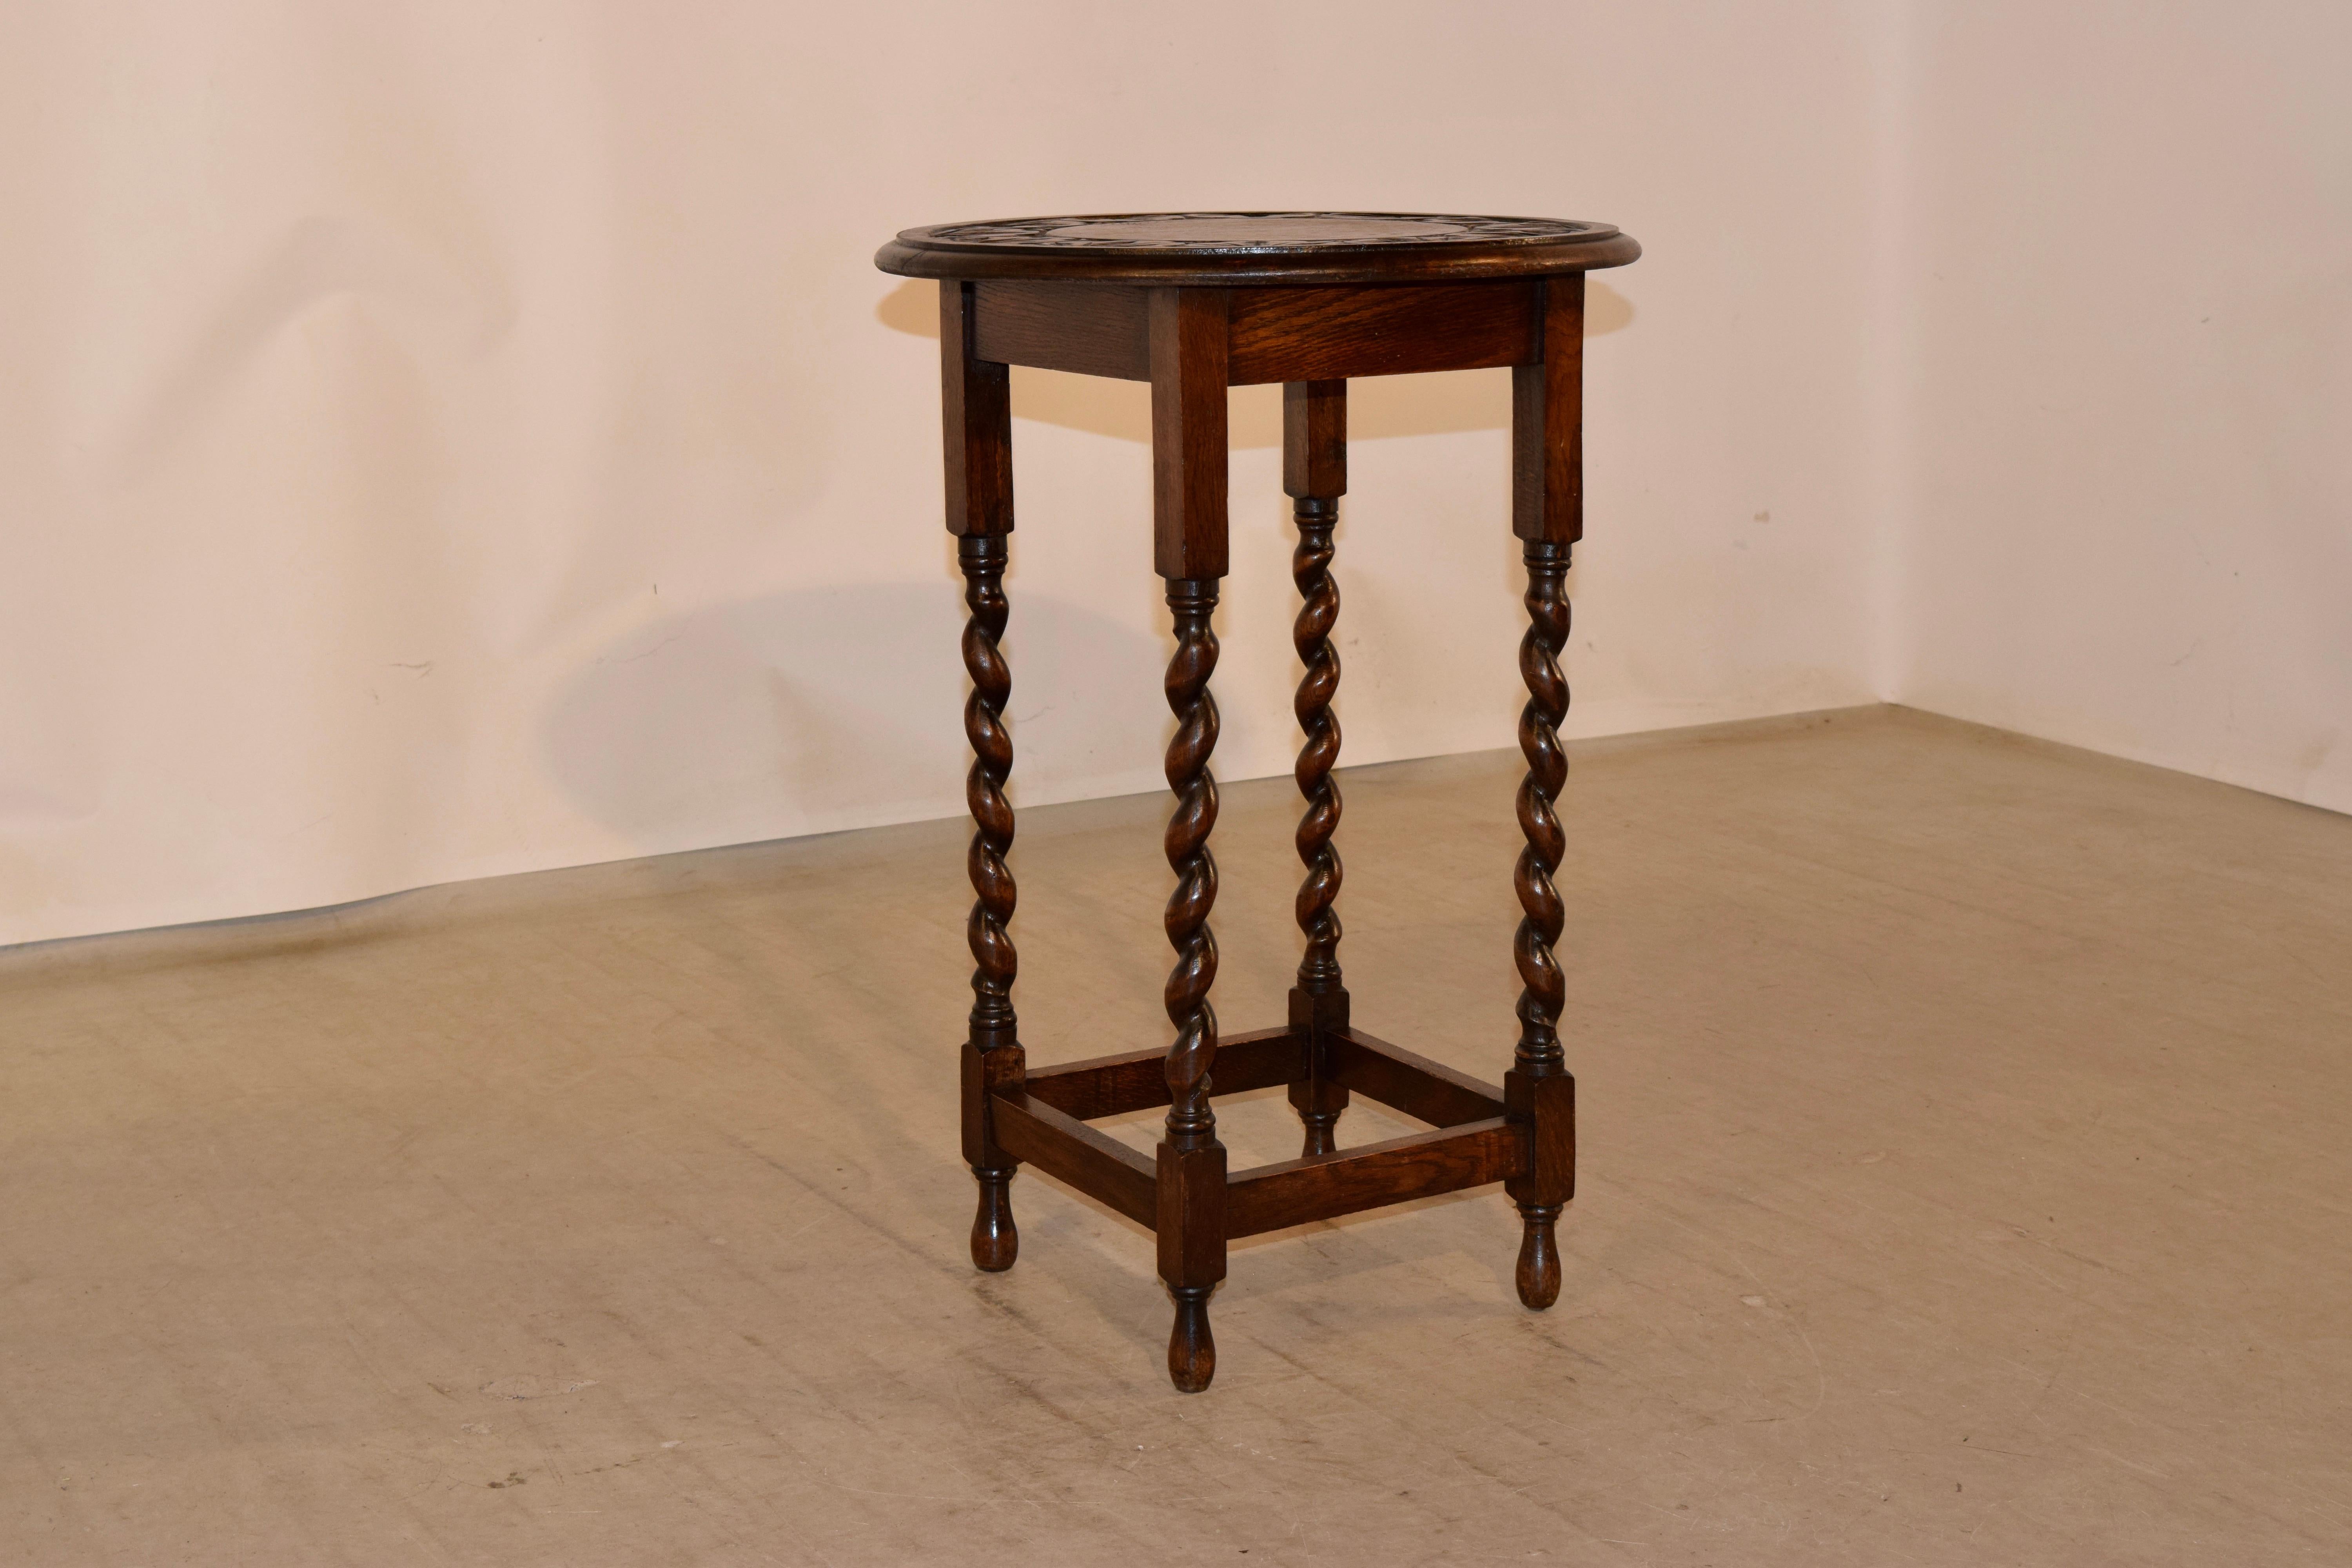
left=1150, top=290, right=1230, bottom=580
left=963, top=213, right=1579, bottom=248
left=1505, top=1069, right=1575, bottom=1312
left=972, top=280, right=1150, bottom=381
left=1514, top=1199, right=1565, bottom=1309
left=1156, top=1141, right=1227, bottom=1392
left=969, top=1171, right=1016, bottom=1270
left=1158, top=574, right=1224, bottom=1152
left=1509, top=541, right=1572, bottom=1080
left=940, top=283, right=1013, bottom=537
left=1506, top=529, right=1575, bottom=1309
left=1155, top=569, right=1227, bottom=1393
left=1227, top=1119, right=1524, bottom=1238
left=879, top=211, right=1640, bottom=285
left=1287, top=989, right=1350, bottom=1158
left=892, top=209, right=1626, bottom=1387
left=1230, top=283, right=1535, bottom=385
left=950, top=406, right=1021, bottom=1269
left=1283, top=380, right=1347, bottom=499
left=955, top=536, right=1019, bottom=1078
left=959, top=1034, right=1022, bottom=1179
left=1024, top=1027, right=1303, bottom=1122
left=969, top=281, right=1546, bottom=387
left=1284, top=388, right=1351, bottom=1159
left=1165, top=1283, right=1215, bottom=1393
left=962, top=1040, right=1022, bottom=1271
left=1328, top=1028, right=1507, bottom=1127
left=1286, top=483, right=1345, bottom=1000
left=1506, top=1071, right=1575, bottom=1209
left=1512, top=275, right=1584, bottom=544
left=989, top=1091, right=1157, bottom=1228
left=1153, top=562, right=1231, bottom=1394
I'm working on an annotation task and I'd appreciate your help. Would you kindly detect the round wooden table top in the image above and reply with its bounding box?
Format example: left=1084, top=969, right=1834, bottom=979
left=875, top=211, right=1639, bottom=286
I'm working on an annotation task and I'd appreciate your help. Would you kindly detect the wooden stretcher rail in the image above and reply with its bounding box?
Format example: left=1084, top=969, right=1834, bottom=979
left=1328, top=1028, right=1508, bottom=1127
left=1225, top=1118, right=1524, bottom=1238
left=989, top=1091, right=1157, bottom=1228
left=1024, top=1027, right=1304, bottom=1122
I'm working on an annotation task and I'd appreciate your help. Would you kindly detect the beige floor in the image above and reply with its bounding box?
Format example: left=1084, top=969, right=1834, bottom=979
left=3, top=706, right=2348, bottom=1566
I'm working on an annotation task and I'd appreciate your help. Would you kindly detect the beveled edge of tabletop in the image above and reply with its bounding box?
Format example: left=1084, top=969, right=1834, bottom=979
left=875, top=217, right=1640, bottom=285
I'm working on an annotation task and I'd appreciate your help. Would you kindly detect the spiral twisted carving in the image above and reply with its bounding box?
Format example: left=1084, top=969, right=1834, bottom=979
left=959, top=536, right=1017, bottom=1045
left=1161, top=579, right=1222, bottom=1147
left=1513, top=541, right=1571, bottom=1071
left=1291, top=499, right=1344, bottom=991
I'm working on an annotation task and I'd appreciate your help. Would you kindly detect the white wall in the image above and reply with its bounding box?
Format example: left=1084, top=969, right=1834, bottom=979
left=9, top=3, right=2343, bottom=951
left=1886, top=2, right=2352, bottom=813
left=0, top=1, right=1890, bottom=947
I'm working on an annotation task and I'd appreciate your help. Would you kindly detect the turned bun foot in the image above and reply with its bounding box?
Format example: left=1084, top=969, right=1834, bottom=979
left=1167, top=1286, right=1217, bottom=1392
left=1515, top=1202, right=1563, bottom=1309
left=1298, top=1111, right=1341, bottom=1158
left=970, top=1168, right=1018, bottom=1272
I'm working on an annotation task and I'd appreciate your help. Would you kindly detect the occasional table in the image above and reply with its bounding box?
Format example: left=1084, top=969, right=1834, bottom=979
left=875, top=212, right=1640, bottom=1391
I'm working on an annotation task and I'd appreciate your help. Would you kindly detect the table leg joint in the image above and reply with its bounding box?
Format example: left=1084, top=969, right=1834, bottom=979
left=996, top=1021, right=1530, bottom=1243
left=1024, top=1027, right=1305, bottom=1121
left=990, top=1091, right=1158, bottom=1228
left=1328, top=1027, right=1507, bottom=1125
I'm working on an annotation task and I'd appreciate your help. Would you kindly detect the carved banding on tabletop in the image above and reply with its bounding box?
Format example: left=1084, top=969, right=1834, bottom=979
left=878, top=210, right=1641, bottom=285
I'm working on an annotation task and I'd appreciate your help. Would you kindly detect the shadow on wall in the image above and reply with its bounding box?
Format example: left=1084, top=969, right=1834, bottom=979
left=872, top=279, right=1635, bottom=446
left=543, top=280, right=1639, bottom=849
left=541, top=581, right=1166, bottom=847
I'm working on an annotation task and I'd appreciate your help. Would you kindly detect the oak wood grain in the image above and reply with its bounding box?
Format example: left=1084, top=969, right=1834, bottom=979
left=972, top=280, right=1149, bottom=381
left=1512, top=275, right=1584, bottom=544
left=898, top=209, right=1627, bottom=1384
left=990, top=1091, right=1157, bottom=1228
left=1329, top=1028, right=1507, bottom=1127
left=1282, top=380, right=1347, bottom=499
left=1023, top=1027, right=1304, bottom=1122
left=1506, top=1069, right=1575, bottom=1209
left=1226, top=1118, right=1524, bottom=1238
left=1229, top=283, right=1535, bottom=385
left=1150, top=290, right=1230, bottom=579
left=940, top=282, right=1013, bottom=537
